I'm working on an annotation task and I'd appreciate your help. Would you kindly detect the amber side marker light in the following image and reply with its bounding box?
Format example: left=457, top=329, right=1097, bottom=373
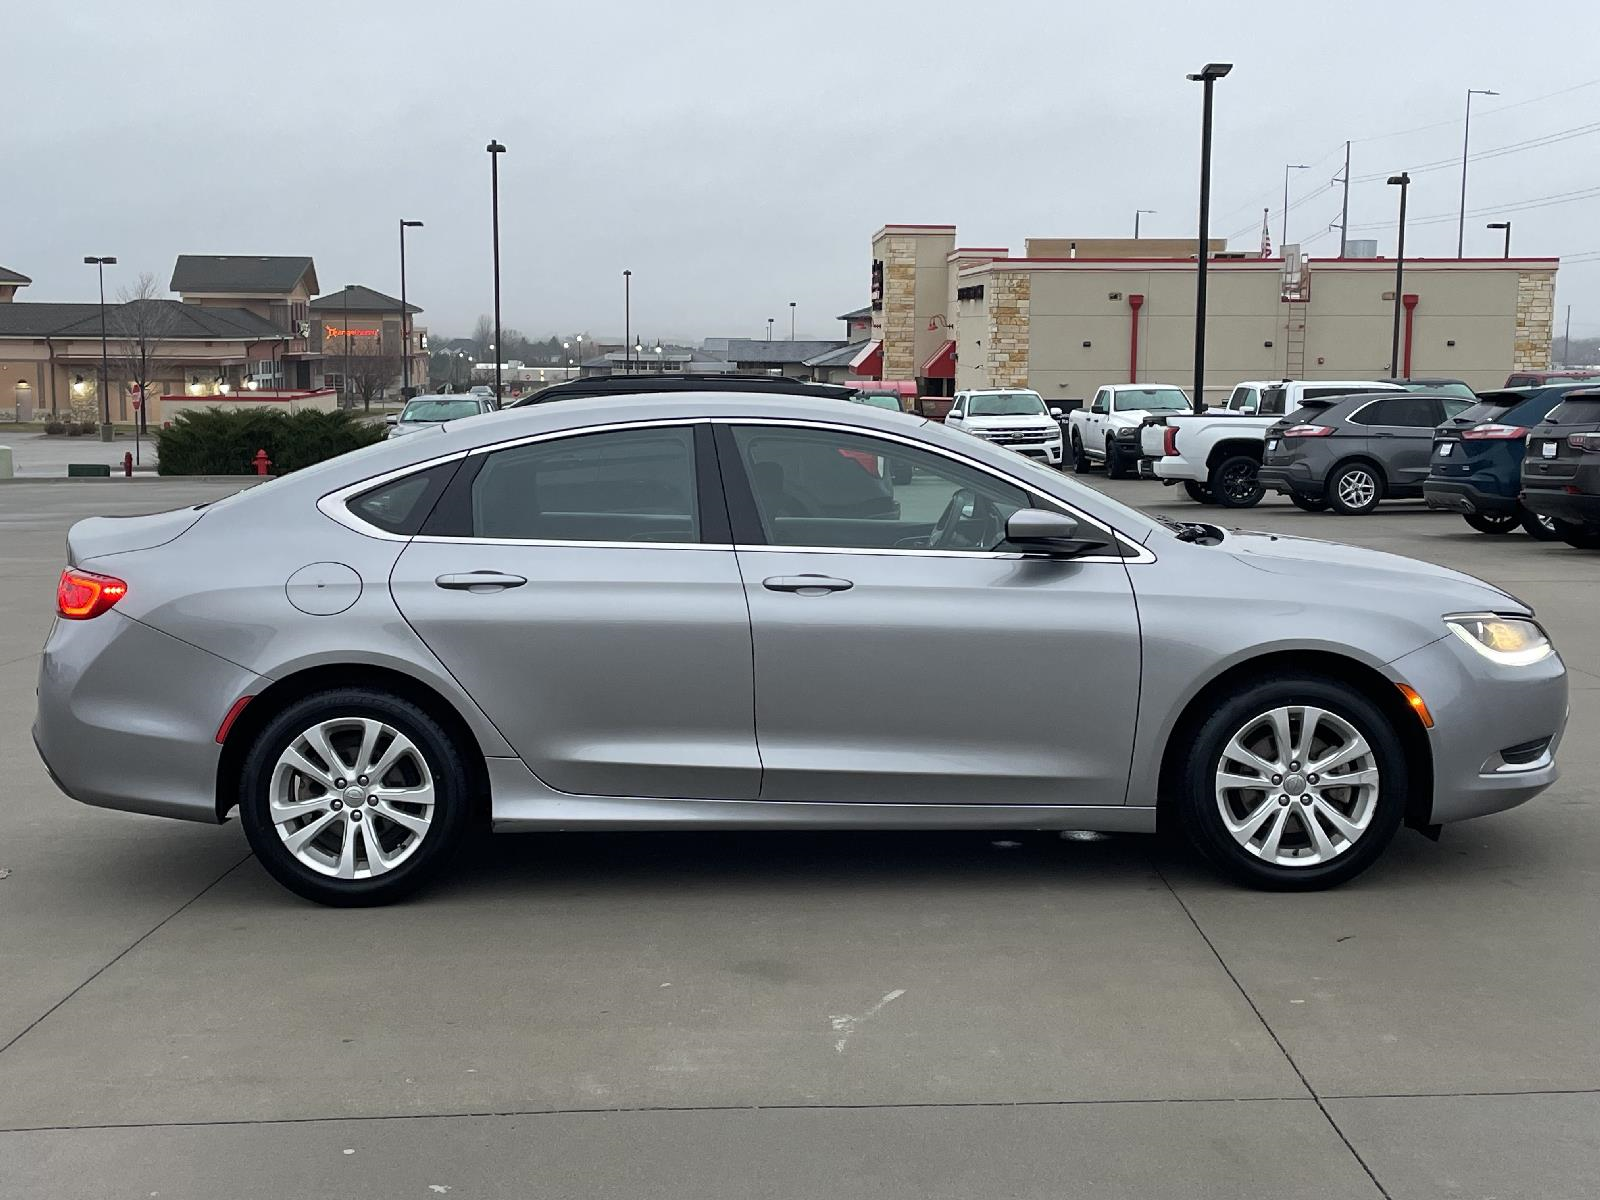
left=57, top=569, right=128, bottom=620
left=1396, top=683, right=1434, bottom=728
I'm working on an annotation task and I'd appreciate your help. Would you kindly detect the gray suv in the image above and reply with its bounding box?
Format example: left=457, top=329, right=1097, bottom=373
left=1259, top=391, right=1473, bottom=514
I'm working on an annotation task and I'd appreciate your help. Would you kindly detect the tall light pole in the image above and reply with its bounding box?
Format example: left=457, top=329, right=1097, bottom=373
left=342, top=284, right=353, bottom=405
left=486, top=140, right=506, bottom=399
left=1458, top=88, right=1498, bottom=257
left=789, top=301, right=796, bottom=339
left=1282, top=163, right=1309, bottom=250
left=1388, top=173, right=1411, bottom=378
left=1134, top=209, right=1156, bottom=238
left=399, top=219, right=423, bottom=396
left=83, top=256, right=117, bottom=440
left=1486, top=220, right=1511, bottom=259
left=1187, top=62, right=1232, bottom=414
left=766, top=317, right=774, bottom=342
left=623, top=270, right=632, bottom=373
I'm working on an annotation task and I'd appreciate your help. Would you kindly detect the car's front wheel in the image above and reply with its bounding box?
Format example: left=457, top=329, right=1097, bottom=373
left=1179, top=676, right=1406, bottom=890
left=1289, top=494, right=1329, bottom=512
left=239, top=689, right=471, bottom=906
left=1072, top=432, right=1092, bottom=474
left=1105, top=437, right=1130, bottom=479
left=1183, top=481, right=1215, bottom=504
left=1465, top=510, right=1520, bottom=535
left=1521, top=509, right=1561, bottom=540
left=1556, top=521, right=1600, bottom=550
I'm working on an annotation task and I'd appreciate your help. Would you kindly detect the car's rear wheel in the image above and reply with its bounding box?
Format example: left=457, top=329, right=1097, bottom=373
left=239, top=689, right=471, bottom=906
left=1327, top=462, right=1384, bottom=515
left=1179, top=677, right=1406, bottom=890
left=1183, top=481, right=1215, bottom=504
left=1465, top=510, right=1520, bottom=535
left=1520, top=509, right=1562, bottom=540
left=1290, top=494, right=1329, bottom=512
left=1209, top=455, right=1264, bottom=508
left=1556, top=521, right=1600, bottom=550
left=1072, top=432, right=1092, bottom=474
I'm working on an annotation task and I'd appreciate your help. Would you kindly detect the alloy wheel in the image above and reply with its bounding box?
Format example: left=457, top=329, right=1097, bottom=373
left=1213, top=706, right=1380, bottom=868
left=1216, top=459, right=1263, bottom=506
left=1335, top=469, right=1377, bottom=511
left=269, top=717, right=436, bottom=879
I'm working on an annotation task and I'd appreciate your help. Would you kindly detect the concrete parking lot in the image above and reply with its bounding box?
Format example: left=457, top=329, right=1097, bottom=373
left=2, top=476, right=1597, bottom=1199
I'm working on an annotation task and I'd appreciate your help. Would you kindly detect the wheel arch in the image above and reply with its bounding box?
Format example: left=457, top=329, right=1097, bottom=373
left=1329, top=453, right=1392, bottom=488
left=1205, top=439, right=1264, bottom=470
left=1155, top=649, right=1434, bottom=835
left=215, top=663, right=492, bottom=823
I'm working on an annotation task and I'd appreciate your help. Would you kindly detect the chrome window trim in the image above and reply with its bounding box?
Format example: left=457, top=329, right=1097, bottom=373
left=317, top=449, right=473, bottom=542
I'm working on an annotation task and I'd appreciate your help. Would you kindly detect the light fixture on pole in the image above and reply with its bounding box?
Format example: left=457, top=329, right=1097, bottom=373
left=654, top=342, right=664, bottom=373
left=486, top=139, right=507, bottom=399
left=1186, top=62, right=1232, bottom=414
left=1282, top=163, right=1309, bottom=250
left=789, top=301, right=796, bottom=339
left=1486, top=220, right=1511, bottom=259
left=766, top=317, right=774, bottom=342
left=399, top=219, right=423, bottom=396
left=1388, top=173, right=1411, bottom=378
left=83, top=256, right=117, bottom=440
left=1458, top=88, right=1498, bottom=257
left=1133, top=209, right=1156, bottom=238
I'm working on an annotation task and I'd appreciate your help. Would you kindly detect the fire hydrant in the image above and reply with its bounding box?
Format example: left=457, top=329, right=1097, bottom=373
left=122, top=452, right=133, bottom=478
left=252, top=448, right=272, bottom=476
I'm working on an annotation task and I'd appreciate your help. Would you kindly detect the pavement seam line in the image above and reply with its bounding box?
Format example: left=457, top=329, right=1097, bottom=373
left=1152, top=860, right=1395, bottom=1200
left=0, top=852, right=251, bottom=1060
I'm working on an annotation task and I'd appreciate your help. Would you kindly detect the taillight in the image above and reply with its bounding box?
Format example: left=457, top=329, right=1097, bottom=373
left=1162, top=426, right=1179, bottom=456
left=57, top=568, right=128, bottom=620
left=1283, top=424, right=1333, bottom=438
left=1567, top=433, right=1600, bottom=452
left=1462, top=424, right=1528, bottom=440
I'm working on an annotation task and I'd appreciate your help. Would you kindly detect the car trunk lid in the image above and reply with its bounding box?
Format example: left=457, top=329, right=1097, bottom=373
left=66, top=506, right=207, bottom=566
left=1525, top=393, right=1600, bottom=484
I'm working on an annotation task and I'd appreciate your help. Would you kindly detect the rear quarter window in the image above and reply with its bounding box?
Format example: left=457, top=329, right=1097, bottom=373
left=347, top=461, right=459, bottom=534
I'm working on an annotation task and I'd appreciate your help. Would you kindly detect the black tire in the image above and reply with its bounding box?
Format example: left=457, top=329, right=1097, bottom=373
left=1104, top=437, right=1130, bottom=479
left=1208, top=454, right=1264, bottom=508
left=1179, top=675, right=1407, bottom=891
left=1556, top=521, right=1600, bottom=550
left=1183, top=480, right=1215, bottom=504
left=1520, top=508, right=1562, bottom=541
left=1289, top=494, right=1329, bottom=512
left=239, top=689, right=471, bottom=906
left=1464, top=510, right=1520, bottom=535
left=1326, top=461, right=1384, bottom=515
left=1072, top=432, right=1092, bottom=474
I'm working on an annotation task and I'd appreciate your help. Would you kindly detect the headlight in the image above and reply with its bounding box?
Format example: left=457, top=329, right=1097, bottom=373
left=1446, top=614, right=1553, bottom=666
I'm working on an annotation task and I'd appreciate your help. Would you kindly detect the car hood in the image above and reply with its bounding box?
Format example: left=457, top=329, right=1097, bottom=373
left=1108, top=408, right=1174, bottom=424
left=1221, top=529, right=1526, bottom=614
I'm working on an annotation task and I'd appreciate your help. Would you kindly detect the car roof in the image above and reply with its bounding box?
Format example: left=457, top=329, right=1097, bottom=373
left=1107, top=382, right=1186, bottom=390
left=510, top=373, right=857, bottom=406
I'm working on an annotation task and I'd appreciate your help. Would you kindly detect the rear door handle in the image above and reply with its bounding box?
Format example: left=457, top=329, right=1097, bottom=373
left=435, top=571, right=528, bottom=591
left=763, top=574, right=853, bottom=595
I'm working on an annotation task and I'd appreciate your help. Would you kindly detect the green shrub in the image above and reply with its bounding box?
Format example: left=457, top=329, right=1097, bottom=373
left=45, top=420, right=66, bottom=435
left=156, top=407, right=386, bottom=476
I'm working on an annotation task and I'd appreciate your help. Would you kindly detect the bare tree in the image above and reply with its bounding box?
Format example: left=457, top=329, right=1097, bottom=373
left=345, top=340, right=402, bottom=411
left=472, top=314, right=494, bottom=360
left=111, top=273, right=180, bottom=432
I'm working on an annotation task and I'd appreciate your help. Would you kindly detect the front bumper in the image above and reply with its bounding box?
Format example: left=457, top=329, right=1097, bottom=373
left=34, top=611, right=269, bottom=824
left=1424, top=479, right=1516, bottom=516
left=1520, top=486, right=1600, bottom=525
left=977, top=435, right=1062, bottom=465
left=1388, top=632, right=1568, bottom=824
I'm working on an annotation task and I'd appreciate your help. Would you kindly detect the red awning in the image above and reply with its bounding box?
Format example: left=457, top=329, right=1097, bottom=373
left=920, top=339, right=956, bottom=379
left=848, top=340, right=882, bottom=379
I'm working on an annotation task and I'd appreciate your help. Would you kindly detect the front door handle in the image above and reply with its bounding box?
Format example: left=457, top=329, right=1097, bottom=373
left=763, top=574, right=854, bottom=595
left=435, top=571, right=528, bottom=591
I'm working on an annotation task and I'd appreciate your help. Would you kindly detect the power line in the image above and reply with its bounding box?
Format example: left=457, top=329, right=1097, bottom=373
left=1352, top=120, right=1600, bottom=182
left=1346, top=184, right=1600, bottom=232
left=1351, top=75, right=1600, bottom=145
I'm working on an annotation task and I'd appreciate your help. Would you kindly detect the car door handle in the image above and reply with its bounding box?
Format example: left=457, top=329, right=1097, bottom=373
left=435, top=571, right=528, bottom=591
left=763, top=574, right=854, bottom=594
left=1370, top=431, right=1396, bottom=438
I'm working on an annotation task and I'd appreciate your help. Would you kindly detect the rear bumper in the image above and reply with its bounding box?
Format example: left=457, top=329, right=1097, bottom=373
left=1424, top=480, right=1517, bottom=516
left=1152, top=457, right=1201, bottom=482
left=1520, top=487, right=1600, bottom=524
left=1257, top=463, right=1322, bottom=498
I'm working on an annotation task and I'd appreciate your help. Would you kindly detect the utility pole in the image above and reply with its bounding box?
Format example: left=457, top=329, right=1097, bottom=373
left=1564, top=305, right=1573, bottom=367
left=1339, top=141, right=1351, bottom=257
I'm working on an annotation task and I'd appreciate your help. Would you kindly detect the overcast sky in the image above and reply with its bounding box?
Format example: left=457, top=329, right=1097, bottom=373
left=10, top=0, right=1600, bottom=344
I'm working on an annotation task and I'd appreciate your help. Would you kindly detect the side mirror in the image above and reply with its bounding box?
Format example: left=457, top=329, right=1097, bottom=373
left=1049, top=406, right=1064, bottom=417
left=1005, top=508, right=1115, bottom=558
left=385, top=414, right=399, bottom=425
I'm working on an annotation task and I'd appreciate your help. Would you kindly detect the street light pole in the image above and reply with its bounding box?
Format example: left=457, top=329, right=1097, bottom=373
left=486, top=140, right=506, bottom=399
left=399, top=219, right=423, bottom=396
left=1134, top=209, right=1156, bottom=238
left=84, top=256, right=117, bottom=440
left=623, top=270, right=632, bottom=373
left=1187, top=62, right=1232, bottom=414
left=767, top=317, right=774, bottom=342
left=1282, top=163, right=1309, bottom=250
left=342, top=285, right=352, bottom=405
left=789, top=301, right=796, bottom=339
left=1388, top=173, right=1411, bottom=378
left=1458, top=88, right=1498, bottom=257
left=1487, top=220, right=1511, bottom=258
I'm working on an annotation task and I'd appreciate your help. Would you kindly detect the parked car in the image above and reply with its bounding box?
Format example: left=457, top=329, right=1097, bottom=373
left=1067, top=384, right=1191, bottom=478
left=1383, top=377, right=1477, bottom=401
left=1520, top=387, right=1600, bottom=548
left=1258, top=391, right=1474, bottom=515
left=1505, top=369, right=1600, bottom=388
left=945, top=388, right=1066, bottom=467
left=386, top=394, right=496, bottom=439
left=1141, top=381, right=1402, bottom=508
left=1423, top=384, right=1598, bottom=538
left=468, top=384, right=496, bottom=399
left=36, top=391, right=1566, bottom=904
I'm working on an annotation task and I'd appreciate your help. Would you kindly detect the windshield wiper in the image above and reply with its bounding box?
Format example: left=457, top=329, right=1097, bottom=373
left=1155, top=514, right=1223, bottom=544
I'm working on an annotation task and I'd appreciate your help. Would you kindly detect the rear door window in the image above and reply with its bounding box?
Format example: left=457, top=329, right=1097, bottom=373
left=1546, top=395, right=1600, bottom=425
left=1356, top=397, right=1438, bottom=427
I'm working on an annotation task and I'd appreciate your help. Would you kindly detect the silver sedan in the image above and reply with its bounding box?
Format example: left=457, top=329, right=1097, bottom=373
left=35, top=394, right=1567, bottom=905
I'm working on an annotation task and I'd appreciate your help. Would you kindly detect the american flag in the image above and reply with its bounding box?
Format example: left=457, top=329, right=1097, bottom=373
left=1260, top=208, right=1272, bottom=258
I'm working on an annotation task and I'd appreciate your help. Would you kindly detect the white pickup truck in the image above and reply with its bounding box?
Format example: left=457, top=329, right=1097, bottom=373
left=1139, top=379, right=1402, bottom=508
left=1066, top=383, right=1192, bottom=478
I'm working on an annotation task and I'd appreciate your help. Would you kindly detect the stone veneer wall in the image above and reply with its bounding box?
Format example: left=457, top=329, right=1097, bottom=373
left=984, top=271, right=1031, bottom=387
left=879, top=236, right=919, bottom=380
left=1514, top=270, right=1556, bottom=371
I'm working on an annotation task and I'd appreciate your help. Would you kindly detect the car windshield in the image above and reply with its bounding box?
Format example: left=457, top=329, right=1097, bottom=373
left=855, top=393, right=902, bottom=411
left=1451, top=400, right=1517, bottom=424
left=1403, top=381, right=1477, bottom=400
left=968, top=391, right=1047, bottom=416
left=1115, top=387, right=1189, bottom=412
left=402, top=399, right=481, bottom=423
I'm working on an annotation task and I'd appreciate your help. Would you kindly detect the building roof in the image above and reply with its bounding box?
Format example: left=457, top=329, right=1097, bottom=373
left=170, top=255, right=318, bottom=296
left=804, top=340, right=870, bottom=368
left=309, top=284, right=421, bottom=314
left=0, top=300, right=288, bottom=340
left=717, top=339, right=848, bottom=364
left=0, top=265, right=31, bottom=285
left=836, top=306, right=872, bottom=321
